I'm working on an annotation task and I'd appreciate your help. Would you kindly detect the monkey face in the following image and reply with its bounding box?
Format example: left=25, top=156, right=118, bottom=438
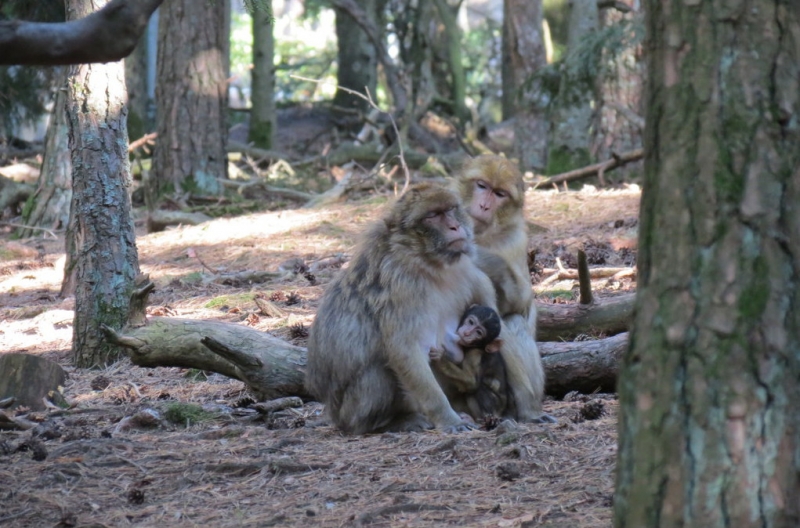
left=457, top=312, right=488, bottom=347
left=469, top=179, right=511, bottom=226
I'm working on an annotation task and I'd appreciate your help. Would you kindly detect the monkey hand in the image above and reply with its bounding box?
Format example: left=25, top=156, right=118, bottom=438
left=429, top=346, right=445, bottom=362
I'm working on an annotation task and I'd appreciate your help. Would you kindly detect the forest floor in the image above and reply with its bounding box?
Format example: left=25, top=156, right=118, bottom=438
left=0, top=183, right=640, bottom=527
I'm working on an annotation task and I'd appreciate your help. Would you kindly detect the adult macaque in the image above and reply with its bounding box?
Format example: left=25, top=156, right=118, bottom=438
left=306, top=183, right=497, bottom=434
left=455, top=155, right=556, bottom=423
left=431, top=305, right=510, bottom=420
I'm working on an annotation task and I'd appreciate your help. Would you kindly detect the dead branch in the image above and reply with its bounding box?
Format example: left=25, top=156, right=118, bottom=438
left=227, top=140, right=289, bottom=162
left=539, top=266, right=636, bottom=281
left=146, top=210, right=212, bottom=233
left=539, top=148, right=644, bottom=187
left=128, top=132, right=157, bottom=153
left=577, top=250, right=593, bottom=305
left=0, top=0, right=164, bottom=66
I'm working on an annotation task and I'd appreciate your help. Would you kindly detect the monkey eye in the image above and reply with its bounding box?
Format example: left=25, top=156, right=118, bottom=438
left=424, top=210, right=440, bottom=219
left=494, top=190, right=508, bottom=199
left=476, top=328, right=485, bottom=338
left=476, top=180, right=488, bottom=190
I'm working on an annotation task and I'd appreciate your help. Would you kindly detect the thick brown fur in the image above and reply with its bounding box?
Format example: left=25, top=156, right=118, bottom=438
left=306, top=183, right=497, bottom=434
left=453, top=155, right=555, bottom=423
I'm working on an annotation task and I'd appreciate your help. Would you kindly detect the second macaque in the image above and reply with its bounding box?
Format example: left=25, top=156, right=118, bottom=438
left=431, top=305, right=510, bottom=419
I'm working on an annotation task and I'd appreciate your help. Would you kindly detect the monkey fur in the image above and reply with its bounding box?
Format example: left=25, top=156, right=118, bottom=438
left=306, top=183, right=498, bottom=434
left=453, top=155, right=556, bottom=424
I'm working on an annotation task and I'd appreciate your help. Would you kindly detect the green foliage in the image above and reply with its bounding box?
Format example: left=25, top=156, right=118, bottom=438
left=0, top=66, right=56, bottom=137
left=163, top=402, right=215, bottom=426
left=462, top=19, right=503, bottom=122
left=545, top=146, right=591, bottom=175
left=204, top=293, right=255, bottom=309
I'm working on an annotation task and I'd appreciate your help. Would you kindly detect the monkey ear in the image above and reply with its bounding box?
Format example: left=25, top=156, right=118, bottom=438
left=485, top=338, right=503, bottom=354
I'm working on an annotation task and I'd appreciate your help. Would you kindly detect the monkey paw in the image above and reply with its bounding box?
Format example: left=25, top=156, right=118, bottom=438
left=429, top=346, right=445, bottom=362
left=441, top=420, right=477, bottom=433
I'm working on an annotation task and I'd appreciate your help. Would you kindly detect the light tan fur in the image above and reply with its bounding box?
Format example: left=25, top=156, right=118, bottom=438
left=453, top=155, right=555, bottom=423
left=306, top=183, right=497, bottom=434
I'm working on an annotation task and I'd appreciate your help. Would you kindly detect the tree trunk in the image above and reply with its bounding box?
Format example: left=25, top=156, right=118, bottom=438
left=19, top=70, right=71, bottom=240
left=546, top=0, right=598, bottom=174
left=124, top=27, right=150, bottom=142
left=591, top=0, right=643, bottom=179
left=431, top=0, right=467, bottom=124
left=248, top=0, right=276, bottom=149
left=502, top=0, right=548, bottom=171
left=614, top=2, right=800, bottom=527
left=64, top=0, right=140, bottom=368
left=151, top=0, right=229, bottom=198
left=332, top=0, right=380, bottom=115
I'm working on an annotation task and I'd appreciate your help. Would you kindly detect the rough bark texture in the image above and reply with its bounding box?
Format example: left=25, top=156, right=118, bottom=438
left=547, top=0, right=599, bottom=174
left=64, top=0, right=140, bottom=368
left=152, top=0, right=229, bottom=197
left=536, top=292, right=634, bottom=341
left=540, top=332, right=627, bottom=397
left=591, top=0, right=643, bottom=174
left=332, top=0, right=379, bottom=114
left=248, top=1, right=276, bottom=149
left=431, top=0, right=467, bottom=123
left=0, top=0, right=163, bottom=66
left=503, top=0, right=548, bottom=171
left=614, top=2, right=800, bottom=527
left=19, top=72, right=71, bottom=239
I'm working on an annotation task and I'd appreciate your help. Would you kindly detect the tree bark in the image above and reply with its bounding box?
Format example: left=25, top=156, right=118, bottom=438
left=124, top=27, right=150, bottom=142
left=431, top=0, right=467, bottom=124
left=540, top=332, right=626, bottom=397
left=536, top=292, right=634, bottom=341
left=503, top=0, right=549, bottom=171
left=64, top=0, right=140, bottom=368
left=614, top=2, right=800, bottom=526
left=248, top=0, right=276, bottom=149
left=0, top=0, right=163, bottom=66
left=0, top=353, right=67, bottom=411
left=151, top=0, right=229, bottom=198
left=591, top=0, right=643, bottom=177
left=332, top=0, right=380, bottom=115
left=546, top=0, right=599, bottom=174
left=19, top=71, right=71, bottom=239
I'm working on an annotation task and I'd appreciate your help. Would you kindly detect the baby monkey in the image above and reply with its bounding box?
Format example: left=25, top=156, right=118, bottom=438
left=430, top=305, right=510, bottom=419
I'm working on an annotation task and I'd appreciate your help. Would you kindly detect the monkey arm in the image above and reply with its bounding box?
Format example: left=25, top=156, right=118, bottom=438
left=385, top=337, right=466, bottom=430
left=434, top=353, right=481, bottom=393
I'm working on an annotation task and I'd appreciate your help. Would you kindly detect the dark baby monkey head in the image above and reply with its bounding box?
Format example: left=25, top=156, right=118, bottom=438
left=457, top=305, right=502, bottom=352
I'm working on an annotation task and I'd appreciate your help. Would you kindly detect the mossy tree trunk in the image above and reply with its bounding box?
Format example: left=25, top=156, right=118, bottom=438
left=502, top=0, right=548, bottom=171
left=614, top=1, right=800, bottom=526
left=247, top=0, right=276, bottom=149
left=546, top=0, right=598, bottom=175
left=64, top=0, right=140, bottom=368
left=124, top=27, right=150, bottom=142
left=151, top=0, right=229, bottom=198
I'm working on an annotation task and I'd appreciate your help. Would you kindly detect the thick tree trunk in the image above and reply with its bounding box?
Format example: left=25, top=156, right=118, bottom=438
left=64, top=0, right=140, bottom=368
left=546, top=0, right=599, bottom=174
left=248, top=0, right=276, bottom=149
left=431, top=0, right=467, bottom=123
left=151, top=0, right=229, bottom=198
left=503, top=0, right=548, bottom=171
left=19, top=71, right=71, bottom=239
left=332, top=0, right=379, bottom=114
left=591, top=0, right=643, bottom=179
left=614, top=2, right=800, bottom=527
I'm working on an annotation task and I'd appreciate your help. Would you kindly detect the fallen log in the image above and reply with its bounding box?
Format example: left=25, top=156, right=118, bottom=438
left=540, top=332, right=627, bottom=397
left=104, top=314, right=625, bottom=400
left=536, top=292, right=634, bottom=341
left=540, top=148, right=643, bottom=187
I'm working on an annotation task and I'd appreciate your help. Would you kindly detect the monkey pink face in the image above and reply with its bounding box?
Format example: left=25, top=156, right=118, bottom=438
left=456, top=313, right=487, bottom=347
left=423, top=206, right=469, bottom=252
left=469, top=179, right=510, bottom=226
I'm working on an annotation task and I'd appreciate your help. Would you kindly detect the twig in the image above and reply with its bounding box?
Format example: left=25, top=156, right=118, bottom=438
left=0, top=508, right=32, bottom=524
left=128, top=132, right=157, bottom=153
left=290, top=74, right=411, bottom=194
left=0, top=222, right=58, bottom=238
